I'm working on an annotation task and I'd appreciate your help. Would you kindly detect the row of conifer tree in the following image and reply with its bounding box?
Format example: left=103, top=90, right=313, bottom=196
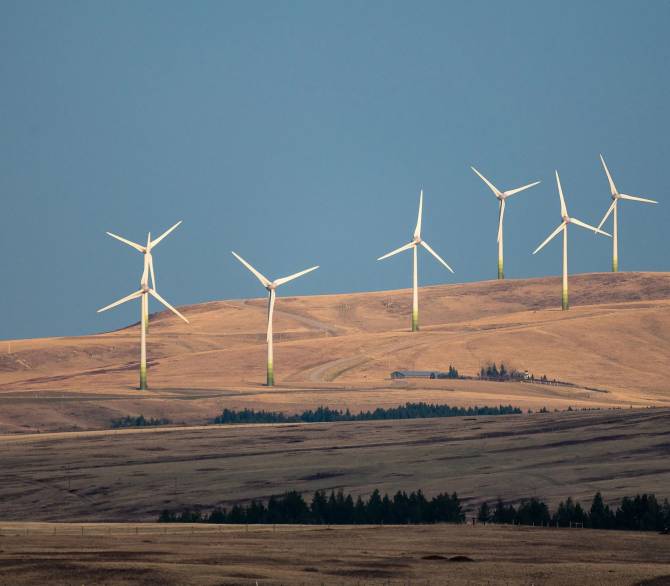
left=159, top=489, right=670, bottom=532
left=213, top=402, right=521, bottom=424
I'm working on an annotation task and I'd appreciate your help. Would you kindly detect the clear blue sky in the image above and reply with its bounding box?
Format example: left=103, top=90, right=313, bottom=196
left=1, top=0, right=668, bottom=339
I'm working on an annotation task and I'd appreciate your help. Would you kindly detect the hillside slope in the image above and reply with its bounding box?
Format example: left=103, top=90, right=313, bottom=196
left=0, top=272, right=669, bottom=431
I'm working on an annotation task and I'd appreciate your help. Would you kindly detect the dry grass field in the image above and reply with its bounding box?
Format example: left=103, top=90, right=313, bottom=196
left=1, top=408, right=668, bottom=522
left=0, top=272, right=669, bottom=434
left=1, top=273, right=669, bottom=584
left=0, top=522, right=669, bottom=585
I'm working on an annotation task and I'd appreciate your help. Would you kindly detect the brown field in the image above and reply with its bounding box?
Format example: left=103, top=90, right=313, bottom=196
left=0, top=522, right=669, bottom=585
left=1, top=408, right=668, bottom=522
left=1, top=273, right=670, bottom=583
left=1, top=271, right=669, bottom=434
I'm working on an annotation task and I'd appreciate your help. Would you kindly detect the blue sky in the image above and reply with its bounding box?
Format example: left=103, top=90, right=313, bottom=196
left=1, top=0, right=668, bottom=339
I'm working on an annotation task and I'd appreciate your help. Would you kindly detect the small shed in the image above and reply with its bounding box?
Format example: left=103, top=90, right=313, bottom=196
left=391, top=370, right=439, bottom=379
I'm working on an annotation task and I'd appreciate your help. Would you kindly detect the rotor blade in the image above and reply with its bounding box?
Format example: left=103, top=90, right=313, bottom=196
left=149, top=289, right=189, bottom=323
left=149, top=255, right=156, bottom=291
left=497, top=199, right=505, bottom=244
left=597, top=200, right=616, bottom=231
left=533, top=222, right=565, bottom=255
left=600, top=154, right=618, bottom=196
left=150, top=221, right=182, bottom=248
left=231, top=252, right=271, bottom=287
left=106, top=232, right=145, bottom=253
left=503, top=180, right=541, bottom=198
left=97, top=289, right=144, bottom=313
left=274, top=265, right=319, bottom=287
left=555, top=170, right=567, bottom=217
left=377, top=241, right=414, bottom=261
left=471, top=166, right=502, bottom=197
left=413, top=189, right=423, bottom=239
left=619, top=194, right=658, bottom=204
left=570, top=217, right=611, bottom=237
left=267, top=289, right=275, bottom=343
left=420, top=240, right=454, bottom=273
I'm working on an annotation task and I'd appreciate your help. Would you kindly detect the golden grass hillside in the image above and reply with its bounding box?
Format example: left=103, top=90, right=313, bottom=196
left=0, top=272, right=669, bottom=432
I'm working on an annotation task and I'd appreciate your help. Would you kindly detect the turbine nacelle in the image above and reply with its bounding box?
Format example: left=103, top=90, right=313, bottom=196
left=597, top=155, right=658, bottom=233
left=533, top=171, right=611, bottom=256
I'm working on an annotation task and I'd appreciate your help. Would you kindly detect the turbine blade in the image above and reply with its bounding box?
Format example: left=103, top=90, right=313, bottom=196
left=600, top=154, right=618, bottom=196
left=619, top=194, right=658, bottom=204
left=471, top=166, right=502, bottom=197
left=555, top=170, right=567, bottom=217
left=97, top=289, right=144, bottom=313
left=231, top=252, right=271, bottom=287
left=106, top=232, right=145, bottom=253
left=413, top=189, right=423, bottom=239
left=267, top=289, right=275, bottom=342
left=149, top=255, right=156, bottom=291
left=503, top=180, right=541, bottom=198
left=149, top=289, right=189, bottom=323
left=597, top=200, right=616, bottom=231
left=377, top=241, right=414, bottom=261
left=497, top=199, right=505, bottom=243
left=150, top=221, right=182, bottom=248
left=533, top=222, right=565, bottom=255
left=274, top=265, right=319, bottom=287
left=420, top=240, right=454, bottom=273
left=570, top=217, right=611, bottom=237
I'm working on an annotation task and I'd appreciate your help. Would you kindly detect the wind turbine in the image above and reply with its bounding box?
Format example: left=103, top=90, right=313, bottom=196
left=377, top=190, right=453, bottom=331
left=232, top=252, right=319, bottom=386
left=533, top=172, right=611, bottom=310
left=98, top=222, right=189, bottom=390
left=471, top=167, right=541, bottom=279
left=597, top=154, right=658, bottom=272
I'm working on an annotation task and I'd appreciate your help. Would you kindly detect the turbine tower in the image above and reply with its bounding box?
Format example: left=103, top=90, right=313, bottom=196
left=232, top=252, right=318, bottom=386
left=471, top=167, right=540, bottom=279
left=597, top=154, right=658, bottom=272
left=533, top=172, right=611, bottom=310
left=98, top=222, right=188, bottom=390
left=377, top=190, right=453, bottom=331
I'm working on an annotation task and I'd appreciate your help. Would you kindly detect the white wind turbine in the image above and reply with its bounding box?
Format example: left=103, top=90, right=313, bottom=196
left=533, top=172, right=611, bottom=310
left=232, top=252, right=319, bottom=386
left=98, top=222, right=189, bottom=390
left=597, top=154, right=658, bottom=272
left=377, top=190, right=453, bottom=331
left=471, top=167, right=541, bottom=279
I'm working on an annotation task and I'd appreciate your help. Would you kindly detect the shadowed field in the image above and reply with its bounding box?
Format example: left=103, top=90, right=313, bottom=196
left=0, top=408, right=668, bottom=522
left=0, top=522, right=668, bottom=585
left=0, top=272, right=669, bottom=433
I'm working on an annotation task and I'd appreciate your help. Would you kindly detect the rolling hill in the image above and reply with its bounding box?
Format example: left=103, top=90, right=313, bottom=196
left=0, top=271, right=669, bottom=433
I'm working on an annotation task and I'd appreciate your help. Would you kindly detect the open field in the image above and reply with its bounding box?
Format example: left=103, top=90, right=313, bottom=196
left=0, top=272, right=669, bottom=433
left=0, top=522, right=668, bottom=585
left=1, top=408, right=668, bottom=522
left=1, top=274, right=669, bottom=583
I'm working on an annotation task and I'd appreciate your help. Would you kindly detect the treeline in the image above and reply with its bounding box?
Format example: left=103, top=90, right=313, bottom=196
left=478, top=492, right=670, bottom=531
left=158, top=490, right=670, bottom=532
left=159, top=489, right=465, bottom=525
left=110, top=415, right=172, bottom=428
left=213, top=402, right=522, bottom=424
left=479, top=362, right=529, bottom=381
